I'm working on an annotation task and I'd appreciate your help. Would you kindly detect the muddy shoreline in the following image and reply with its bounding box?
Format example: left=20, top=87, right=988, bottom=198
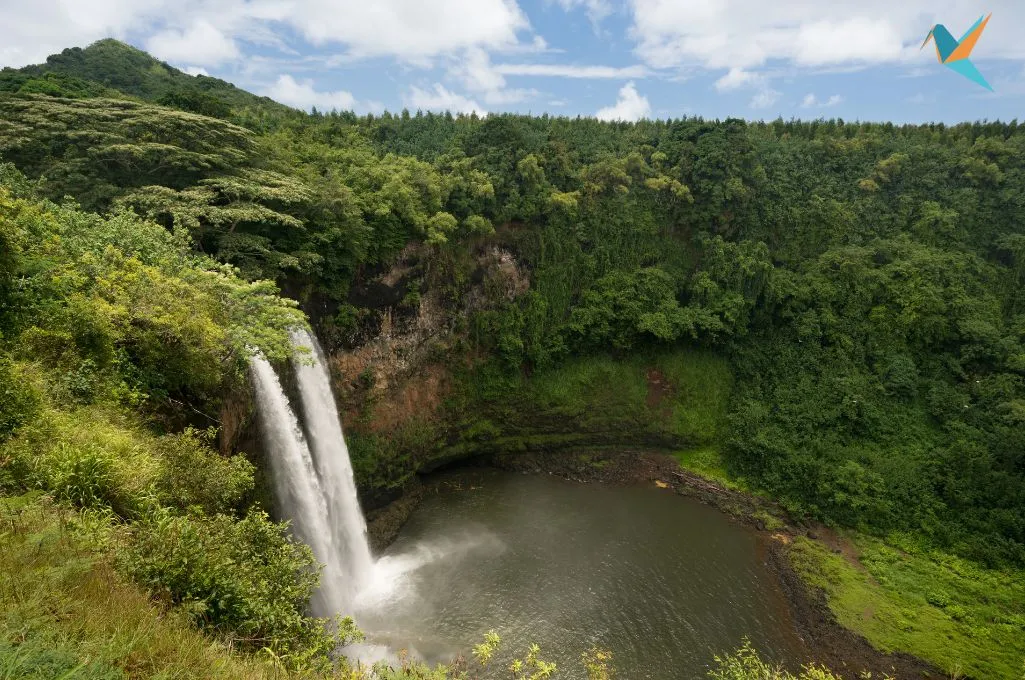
left=365, top=449, right=945, bottom=680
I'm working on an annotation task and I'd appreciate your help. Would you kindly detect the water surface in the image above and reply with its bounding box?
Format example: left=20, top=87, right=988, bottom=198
left=354, top=469, right=807, bottom=678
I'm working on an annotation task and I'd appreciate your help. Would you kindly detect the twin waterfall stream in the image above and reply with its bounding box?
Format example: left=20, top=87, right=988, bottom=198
left=249, top=329, right=373, bottom=618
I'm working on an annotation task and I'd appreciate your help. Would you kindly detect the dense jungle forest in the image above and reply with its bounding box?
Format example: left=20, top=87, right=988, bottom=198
left=0, top=39, right=1023, bottom=680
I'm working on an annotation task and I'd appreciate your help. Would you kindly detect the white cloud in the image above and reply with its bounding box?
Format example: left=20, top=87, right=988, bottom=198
left=801, top=93, right=844, bottom=108
left=793, top=18, right=902, bottom=66
left=714, top=67, right=762, bottom=91
left=183, top=66, right=209, bottom=77
left=494, top=63, right=650, bottom=78
left=286, top=0, right=529, bottom=61
left=0, top=0, right=165, bottom=67
left=406, top=84, right=485, bottom=115
left=596, top=81, right=651, bottom=121
left=548, top=98, right=569, bottom=106
left=627, top=0, right=1025, bottom=73
left=146, top=19, right=240, bottom=65
left=749, top=88, right=781, bottom=109
left=263, top=74, right=357, bottom=112
left=0, top=0, right=535, bottom=69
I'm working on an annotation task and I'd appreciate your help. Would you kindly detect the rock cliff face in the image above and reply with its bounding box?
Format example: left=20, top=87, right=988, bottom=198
left=218, top=384, right=255, bottom=457
left=331, top=245, right=527, bottom=402
left=320, top=242, right=531, bottom=507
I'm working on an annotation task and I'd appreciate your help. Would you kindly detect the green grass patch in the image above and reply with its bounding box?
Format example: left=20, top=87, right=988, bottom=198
left=521, top=354, right=650, bottom=425
left=1, top=404, right=162, bottom=517
left=672, top=446, right=750, bottom=492
left=654, top=351, right=733, bottom=442
left=512, top=348, right=733, bottom=445
left=789, top=534, right=1025, bottom=679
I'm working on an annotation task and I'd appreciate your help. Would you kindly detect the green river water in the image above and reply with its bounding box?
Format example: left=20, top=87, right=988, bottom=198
left=353, top=469, right=809, bottom=678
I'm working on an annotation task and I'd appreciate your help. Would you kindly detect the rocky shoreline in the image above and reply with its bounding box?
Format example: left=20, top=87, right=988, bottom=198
left=365, top=448, right=946, bottom=680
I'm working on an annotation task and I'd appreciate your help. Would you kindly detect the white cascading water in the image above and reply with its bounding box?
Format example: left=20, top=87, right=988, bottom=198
left=252, top=330, right=494, bottom=667
left=249, top=355, right=348, bottom=617
left=289, top=328, right=374, bottom=605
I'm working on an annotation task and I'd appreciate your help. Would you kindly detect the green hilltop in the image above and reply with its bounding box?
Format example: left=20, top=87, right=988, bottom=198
left=0, top=38, right=289, bottom=116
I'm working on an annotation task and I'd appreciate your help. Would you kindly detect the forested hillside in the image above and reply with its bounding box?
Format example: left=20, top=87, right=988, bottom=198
left=1, top=39, right=1024, bottom=679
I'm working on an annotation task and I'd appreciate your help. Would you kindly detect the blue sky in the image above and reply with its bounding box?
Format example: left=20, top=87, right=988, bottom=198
left=3, top=0, right=1025, bottom=123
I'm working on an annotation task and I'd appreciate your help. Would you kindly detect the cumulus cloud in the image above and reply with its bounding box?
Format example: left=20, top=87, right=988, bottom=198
left=146, top=19, right=239, bottom=66
left=406, top=84, right=485, bottom=115
left=0, top=0, right=163, bottom=66
left=262, top=74, right=359, bottom=112
left=287, top=0, right=528, bottom=61
left=456, top=47, right=508, bottom=93
left=801, top=93, right=844, bottom=108
left=792, top=18, right=902, bottom=66
left=627, top=0, right=1025, bottom=72
left=596, top=81, right=651, bottom=121
left=183, top=66, right=209, bottom=77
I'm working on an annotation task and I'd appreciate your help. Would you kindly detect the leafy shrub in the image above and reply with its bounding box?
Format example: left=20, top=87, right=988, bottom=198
left=119, top=510, right=351, bottom=667
left=0, top=357, right=40, bottom=441
left=157, top=89, right=232, bottom=118
left=155, top=428, right=255, bottom=515
left=61, top=357, right=102, bottom=404
left=709, top=640, right=851, bottom=680
left=880, top=354, right=919, bottom=399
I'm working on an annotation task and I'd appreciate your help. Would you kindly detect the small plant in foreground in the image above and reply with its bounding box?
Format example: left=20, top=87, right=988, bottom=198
left=582, top=647, right=614, bottom=679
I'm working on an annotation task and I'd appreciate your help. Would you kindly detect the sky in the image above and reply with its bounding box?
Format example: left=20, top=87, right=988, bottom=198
left=1, top=0, right=1024, bottom=123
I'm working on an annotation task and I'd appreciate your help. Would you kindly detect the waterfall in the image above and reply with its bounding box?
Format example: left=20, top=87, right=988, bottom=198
left=289, top=328, right=374, bottom=603
left=249, top=355, right=348, bottom=617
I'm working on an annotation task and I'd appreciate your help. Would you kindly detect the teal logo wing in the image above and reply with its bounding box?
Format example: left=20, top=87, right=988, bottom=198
left=921, top=13, right=993, bottom=91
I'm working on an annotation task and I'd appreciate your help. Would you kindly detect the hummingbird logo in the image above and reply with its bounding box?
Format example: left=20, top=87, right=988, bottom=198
left=921, top=13, right=993, bottom=91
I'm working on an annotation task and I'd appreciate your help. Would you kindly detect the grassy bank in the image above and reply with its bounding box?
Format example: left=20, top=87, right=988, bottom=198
left=667, top=444, right=1025, bottom=680
left=673, top=446, right=752, bottom=493
left=788, top=533, right=1025, bottom=679
left=0, top=495, right=280, bottom=680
